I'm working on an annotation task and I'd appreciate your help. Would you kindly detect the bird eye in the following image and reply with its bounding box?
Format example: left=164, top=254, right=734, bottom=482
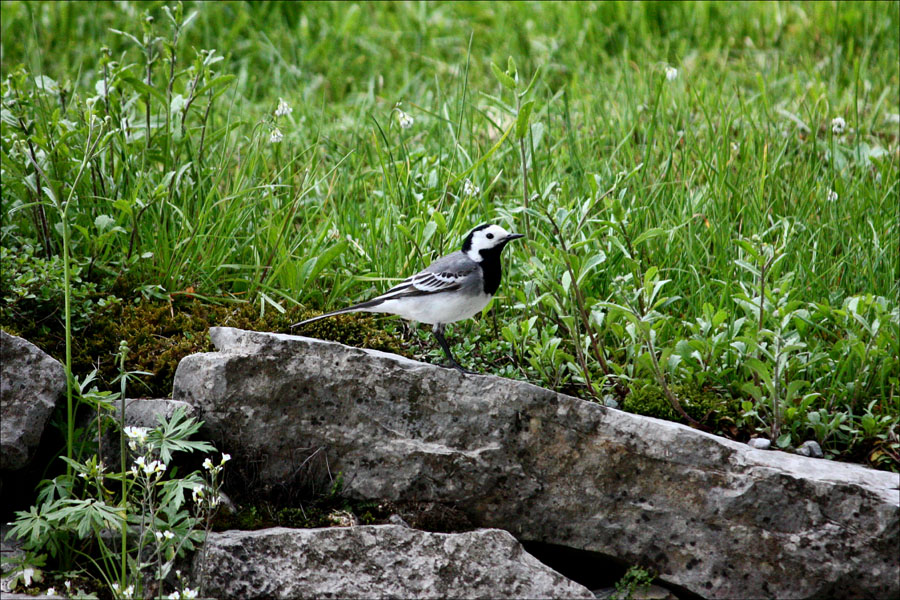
left=486, top=233, right=494, bottom=239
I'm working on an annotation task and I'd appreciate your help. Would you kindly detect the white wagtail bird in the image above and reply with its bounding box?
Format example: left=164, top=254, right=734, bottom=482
left=291, top=223, right=524, bottom=374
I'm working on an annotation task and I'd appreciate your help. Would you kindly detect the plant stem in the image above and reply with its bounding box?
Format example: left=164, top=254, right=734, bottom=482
left=543, top=207, right=622, bottom=396
left=62, top=217, right=74, bottom=475
left=59, top=123, right=103, bottom=473
left=516, top=93, right=531, bottom=240
left=119, top=345, right=128, bottom=586
left=646, top=332, right=708, bottom=431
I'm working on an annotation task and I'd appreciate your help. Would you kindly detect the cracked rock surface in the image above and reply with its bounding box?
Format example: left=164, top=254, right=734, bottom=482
left=174, top=327, right=900, bottom=599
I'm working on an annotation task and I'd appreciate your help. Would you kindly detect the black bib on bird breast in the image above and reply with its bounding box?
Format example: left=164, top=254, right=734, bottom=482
left=477, top=244, right=506, bottom=295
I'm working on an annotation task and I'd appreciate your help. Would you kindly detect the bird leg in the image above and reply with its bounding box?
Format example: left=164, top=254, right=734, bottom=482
left=432, top=324, right=477, bottom=375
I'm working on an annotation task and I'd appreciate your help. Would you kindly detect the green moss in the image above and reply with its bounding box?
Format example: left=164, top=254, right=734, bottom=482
left=623, top=382, right=738, bottom=430
left=1, top=291, right=408, bottom=398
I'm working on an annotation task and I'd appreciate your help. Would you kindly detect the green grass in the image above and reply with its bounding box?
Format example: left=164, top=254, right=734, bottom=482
left=2, top=1, right=898, bottom=469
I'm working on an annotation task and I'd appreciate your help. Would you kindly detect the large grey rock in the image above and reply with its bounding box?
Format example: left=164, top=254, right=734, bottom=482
left=1, top=331, right=66, bottom=470
left=191, top=525, right=594, bottom=599
left=174, top=328, right=900, bottom=600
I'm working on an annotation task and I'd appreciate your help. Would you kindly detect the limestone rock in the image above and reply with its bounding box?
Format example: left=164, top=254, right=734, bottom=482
left=192, top=525, right=595, bottom=599
left=797, top=440, right=824, bottom=459
left=1, top=331, right=66, bottom=470
left=174, top=328, right=900, bottom=600
left=747, top=437, right=771, bottom=450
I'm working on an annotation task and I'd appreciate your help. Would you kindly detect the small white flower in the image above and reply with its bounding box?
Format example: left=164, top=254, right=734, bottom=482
left=164, top=530, right=175, bottom=540
left=183, top=588, right=199, bottom=599
left=155, top=530, right=165, bottom=541
left=192, top=484, right=205, bottom=503
left=462, top=179, right=480, bottom=197
left=123, top=584, right=135, bottom=599
left=665, top=66, right=678, bottom=81
left=112, top=582, right=120, bottom=592
left=275, top=98, right=292, bottom=117
left=220, top=453, right=231, bottom=465
left=202, top=457, right=214, bottom=471
left=269, top=128, right=284, bottom=144
left=136, top=458, right=165, bottom=476
left=167, top=593, right=180, bottom=600
left=46, top=588, right=56, bottom=596
left=65, top=580, right=72, bottom=591
left=397, top=110, right=414, bottom=129
left=22, top=568, right=34, bottom=587
left=831, top=116, right=846, bottom=135
left=827, top=189, right=838, bottom=202
left=124, top=426, right=149, bottom=441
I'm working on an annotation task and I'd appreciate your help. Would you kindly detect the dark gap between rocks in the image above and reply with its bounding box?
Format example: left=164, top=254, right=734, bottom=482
left=522, top=541, right=702, bottom=600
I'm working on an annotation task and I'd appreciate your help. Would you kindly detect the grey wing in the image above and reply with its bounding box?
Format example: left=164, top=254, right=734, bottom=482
left=378, top=251, right=478, bottom=299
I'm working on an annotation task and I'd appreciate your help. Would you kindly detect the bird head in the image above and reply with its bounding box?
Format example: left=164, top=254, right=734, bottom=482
left=462, top=224, right=524, bottom=262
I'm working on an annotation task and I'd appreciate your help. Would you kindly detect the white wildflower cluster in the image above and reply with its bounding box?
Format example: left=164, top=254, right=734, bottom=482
left=167, top=588, right=198, bottom=599
left=268, top=97, right=293, bottom=144
left=194, top=453, right=231, bottom=510
left=462, top=178, right=480, bottom=197
left=191, top=485, right=222, bottom=509
left=124, top=426, right=150, bottom=451
left=131, top=455, right=166, bottom=478
left=202, top=452, right=231, bottom=474
left=275, top=97, right=293, bottom=117
left=111, top=582, right=135, bottom=599
left=154, top=530, right=176, bottom=541
left=827, top=189, right=838, bottom=203
left=191, top=484, right=206, bottom=504
left=397, top=109, right=414, bottom=129
left=665, top=66, right=678, bottom=81
left=831, top=116, right=846, bottom=135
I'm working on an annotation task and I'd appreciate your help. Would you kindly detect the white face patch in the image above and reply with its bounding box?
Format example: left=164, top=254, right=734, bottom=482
left=465, top=224, right=513, bottom=262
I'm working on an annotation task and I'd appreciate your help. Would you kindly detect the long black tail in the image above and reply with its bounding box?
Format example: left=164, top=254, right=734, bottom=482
left=290, top=298, right=386, bottom=328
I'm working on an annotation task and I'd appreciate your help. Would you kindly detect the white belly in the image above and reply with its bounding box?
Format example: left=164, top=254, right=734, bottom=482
left=371, top=291, right=492, bottom=324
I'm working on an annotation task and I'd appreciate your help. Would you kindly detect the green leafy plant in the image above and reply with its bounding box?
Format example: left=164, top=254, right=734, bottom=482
left=7, top=355, right=222, bottom=599
left=613, top=565, right=656, bottom=600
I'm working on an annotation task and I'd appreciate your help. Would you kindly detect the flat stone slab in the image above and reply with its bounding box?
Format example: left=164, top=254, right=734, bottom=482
left=174, top=328, right=900, bottom=599
left=192, top=525, right=594, bottom=599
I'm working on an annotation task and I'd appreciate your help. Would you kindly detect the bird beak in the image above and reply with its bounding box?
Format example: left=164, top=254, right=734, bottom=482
left=506, top=233, right=525, bottom=241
